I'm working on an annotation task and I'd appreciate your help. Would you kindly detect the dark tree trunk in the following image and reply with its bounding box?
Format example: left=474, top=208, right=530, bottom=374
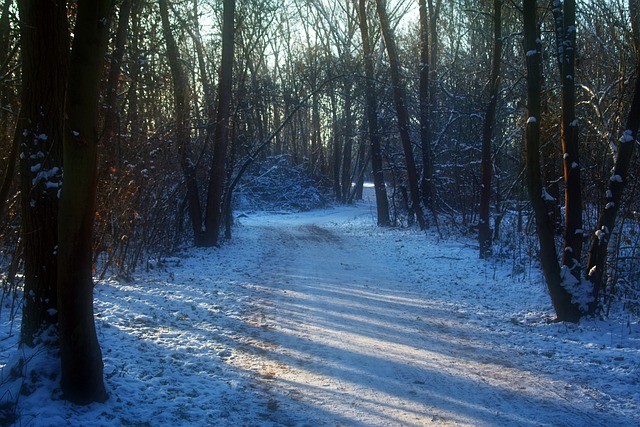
left=204, top=0, right=235, bottom=247
left=17, top=0, right=69, bottom=346
left=57, top=0, right=111, bottom=404
left=341, top=80, right=354, bottom=203
left=479, top=0, right=502, bottom=259
left=558, top=0, right=584, bottom=282
left=356, top=0, right=390, bottom=226
left=585, top=8, right=640, bottom=312
left=523, top=0, right=581, bottom=322
left=158, top=0, right=204, bottom=246
left=101, top=0, right=133, bottom=165
left=375, top=0, right=425, bottom=229
left=418, top=0, right=434, bottom=215
left=427, top=0, right=441, bottom=121
left=331, top=86, right=342, bottom=201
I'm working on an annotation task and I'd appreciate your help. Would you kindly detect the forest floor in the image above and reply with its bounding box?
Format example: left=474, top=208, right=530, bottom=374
left=1, top=185, right=639, bottom=426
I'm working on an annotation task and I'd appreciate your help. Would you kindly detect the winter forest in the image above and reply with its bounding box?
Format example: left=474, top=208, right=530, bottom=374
left=1, top=0, right=640, bottom=425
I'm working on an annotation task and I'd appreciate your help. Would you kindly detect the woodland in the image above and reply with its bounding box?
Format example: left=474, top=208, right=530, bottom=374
left=0, top=0, right=639, bottom=407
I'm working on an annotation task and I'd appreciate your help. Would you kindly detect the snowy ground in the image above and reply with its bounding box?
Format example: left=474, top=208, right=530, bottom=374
left=1, top=186, right=639, bottom=426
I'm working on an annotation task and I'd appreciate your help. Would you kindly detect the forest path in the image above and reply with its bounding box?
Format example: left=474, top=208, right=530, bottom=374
left=226, top=203, right=617, bottom=427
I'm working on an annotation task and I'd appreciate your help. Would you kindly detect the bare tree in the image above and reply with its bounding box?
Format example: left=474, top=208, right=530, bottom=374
left=158, top=0, right=205, bottom=246
left=523, top=0, right=581, bottom=322
left=585, top=1, right=640, bottom=313
left=554, top=0, right=584, bottom=283
left=478, top=0, right=503, bottom=259
left=16, top=0, right=68, bottom=345
left=204, top=0, right=236, bottom=247
left=57, top=0, right=112, bottom=403
left=375, top=0, right=425, bottom=229
left=356, top=0, right=390, bottom=226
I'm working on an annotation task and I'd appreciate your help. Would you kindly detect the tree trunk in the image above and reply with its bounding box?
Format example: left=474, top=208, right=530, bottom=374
left=558, top=0, right=584, bottom=282
left=17, top=0, right=69, bottom=346
left=341, top=80, right=354, bottom=203
left=356, top=0, right=390, bottom=226
left=58, top=0, right=111, bottom=404
left=375, top=0, right=425, bottom=229
left=204, top=0, right=236, bottom=247
left=101, top=0, right=133, bottom=165
left=418, top=0, right=434, bottom=215
left=478, top=0, right=502, bottom=259
left=158, top=0, right=204, bottom=246
left=427, top=0, right=441, bottom=123
left=585, top=11, right=640, bottom=312
left=523, top=0, right=581, bottom=322
left=331, top=85, right=342, bottom=201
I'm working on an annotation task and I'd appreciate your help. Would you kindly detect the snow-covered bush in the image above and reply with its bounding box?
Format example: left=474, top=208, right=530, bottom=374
left=233, top=155, right=329, bottom=213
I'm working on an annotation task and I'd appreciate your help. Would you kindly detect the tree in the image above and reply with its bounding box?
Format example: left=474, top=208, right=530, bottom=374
left=204, top=0, right=236, bottom=247
left=356, top=0, right=390, bottom=226
left=418, top=0, right=433, bottom=215
left=158, top=0, right=204, bottom=246
left=523, top=0, right=582, bottom=322
left=57, top=0, right=112, bottom=403
left=478, top=0, right=503, bottom=259
left=0, top=0, right=18, bottom=217
left=555, top=0, right=584, bottom=283
left=375, top=0, right=425, bottom=229
left=585, top=1, right=640, bottom=313
left=101, top=0, right=134, bottom=166
left=16, top=0, right=68, bottom=345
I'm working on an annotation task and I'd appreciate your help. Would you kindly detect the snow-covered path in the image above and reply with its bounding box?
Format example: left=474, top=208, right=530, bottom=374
left=2, top=189, right=638, bottom=426
left=227, top=207, right=637, bottom=426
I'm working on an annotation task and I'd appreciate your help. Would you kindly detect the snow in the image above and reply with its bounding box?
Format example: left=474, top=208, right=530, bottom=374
left=620, top=130, right=634, bottom=143
left=526, top=116, right=536, bottom=123
left=541, top=188, right=556, bottom=201
left=1, top=186, right=639, bottom=426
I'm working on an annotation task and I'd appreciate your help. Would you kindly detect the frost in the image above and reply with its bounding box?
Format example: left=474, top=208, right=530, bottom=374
left=527, top=116, right=537, bottom=124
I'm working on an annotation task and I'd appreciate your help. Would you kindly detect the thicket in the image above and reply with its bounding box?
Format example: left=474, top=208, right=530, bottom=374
left=0, top=0, right=639, bottom=321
